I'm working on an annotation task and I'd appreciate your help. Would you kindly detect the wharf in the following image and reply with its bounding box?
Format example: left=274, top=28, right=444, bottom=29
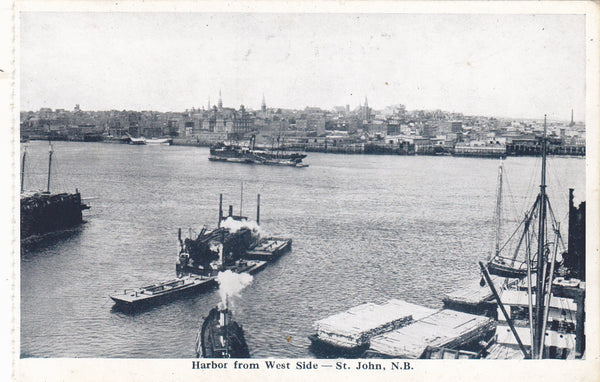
left=310, top=300, right=435, bottom=353
left=365, top=309, right=495, bottom=359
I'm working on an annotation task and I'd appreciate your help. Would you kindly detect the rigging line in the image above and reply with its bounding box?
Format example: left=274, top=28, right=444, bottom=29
left=497, top=194, right=539, bottom=255
left=547, top=157, right=570, bottom=212
left=546, top=200, right=567, bottom=252
left=523, top=156, right=542, bottom=214
left=501, top=167, right=522, bottom=225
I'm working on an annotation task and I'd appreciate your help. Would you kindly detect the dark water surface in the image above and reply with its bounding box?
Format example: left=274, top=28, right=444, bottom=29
left=20, top=141, right=585, bottom=358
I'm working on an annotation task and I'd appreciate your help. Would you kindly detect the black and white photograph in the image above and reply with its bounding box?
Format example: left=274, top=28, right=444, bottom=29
left=5, top=1, right=600, bottom=381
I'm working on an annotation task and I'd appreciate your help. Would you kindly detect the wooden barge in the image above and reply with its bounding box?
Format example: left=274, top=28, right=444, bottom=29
left=109, top=275, right=217, bottom=310
left=365, top=309, right=496, bottom=358
left=309, top=300, right=436, bottom=356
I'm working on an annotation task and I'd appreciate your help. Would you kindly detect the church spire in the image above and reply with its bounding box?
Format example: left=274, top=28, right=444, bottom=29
left=218, top=89, right=223, bottom=110
left=261, top=93, right=266, bottom=113
left=570, top=108, right=574, bottom=126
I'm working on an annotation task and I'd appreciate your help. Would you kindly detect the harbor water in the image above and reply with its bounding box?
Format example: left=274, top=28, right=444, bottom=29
left=20, top=141, right=585, bottom=358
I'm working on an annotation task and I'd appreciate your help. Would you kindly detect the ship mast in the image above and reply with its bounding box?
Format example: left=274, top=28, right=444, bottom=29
left=47, top=142, right=54, bottom=193
left=493, top=163, right=504, bottom=257
left=533, top=115, right=548, bottom=359
left=20, top=149, right=27, bottom=194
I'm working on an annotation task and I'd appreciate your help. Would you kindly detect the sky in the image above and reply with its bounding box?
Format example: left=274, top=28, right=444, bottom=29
left=20, top=12, right=586, bottom=120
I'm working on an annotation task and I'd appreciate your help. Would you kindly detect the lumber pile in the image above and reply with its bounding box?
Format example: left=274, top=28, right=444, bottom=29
left=313, top=299, right=435, bottom=349
left=367, top=309, right=496, bottom=358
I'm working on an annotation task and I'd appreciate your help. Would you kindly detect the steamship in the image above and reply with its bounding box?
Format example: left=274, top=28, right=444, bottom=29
left=209, top=136, right=308, bottom=167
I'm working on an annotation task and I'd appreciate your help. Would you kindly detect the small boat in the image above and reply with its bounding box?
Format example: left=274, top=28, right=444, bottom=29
left=126, top=134, right=147, bottom=145
left=109, top=275, right=217, bottom=309
left=196, top=306, right=250, bottom=358
left=145, top=137, right=173, bottom=145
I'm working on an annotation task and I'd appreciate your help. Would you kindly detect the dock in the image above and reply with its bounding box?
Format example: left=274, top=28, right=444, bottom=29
left=365, top=309, right=495, bottom=358
left=310, top=299, right=435, bottom=352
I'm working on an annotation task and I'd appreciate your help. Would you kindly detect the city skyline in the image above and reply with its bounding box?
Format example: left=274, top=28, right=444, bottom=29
left=20, top=13, right=586, bottom=120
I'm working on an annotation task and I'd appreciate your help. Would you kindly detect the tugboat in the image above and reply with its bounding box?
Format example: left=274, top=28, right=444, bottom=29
left=195, top=305, right=250, bottom=358
left=209, top=135, right=308, bottom=167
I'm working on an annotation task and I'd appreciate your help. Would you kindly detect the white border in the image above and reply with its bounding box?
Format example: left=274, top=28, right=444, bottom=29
left=5, top=1, right=600, bottom=381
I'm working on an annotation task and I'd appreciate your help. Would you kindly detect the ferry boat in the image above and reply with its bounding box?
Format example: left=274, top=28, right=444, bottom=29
left=209, top=136, right=307, bottom=167
left=109, top=275, right=217, bottom=310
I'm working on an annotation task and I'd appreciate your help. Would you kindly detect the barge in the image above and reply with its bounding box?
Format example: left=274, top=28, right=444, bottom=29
left=109, top=275, right=217, bottom=310
left=309, top=300, right=435, bottom=356
left=365, top=309, right=496, bottom=359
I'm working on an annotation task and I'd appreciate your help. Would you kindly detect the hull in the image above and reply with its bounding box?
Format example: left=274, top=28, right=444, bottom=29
left=177, top=259, right=267, bottom=277
left=487, top=261, right=532, bottom=279
left=198, top=307, right=250, bottom=358
left=307, top=334, right=369, bottom=357
left=21, top=192, right=89, bottom=243
left=209, top=143, right=307, bottom=167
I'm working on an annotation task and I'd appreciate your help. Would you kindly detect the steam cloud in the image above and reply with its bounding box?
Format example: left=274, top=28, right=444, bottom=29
left=221, top=217, right=260, bottom=234
left=216, top=270, right=253, bottom=309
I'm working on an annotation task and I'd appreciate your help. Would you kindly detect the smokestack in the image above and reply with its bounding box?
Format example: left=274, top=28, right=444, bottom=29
left=256, top=194, right=260, bottom=225
left=218, top=194, right=223, bottom=227
left=229, top=205, right=233, bottom=217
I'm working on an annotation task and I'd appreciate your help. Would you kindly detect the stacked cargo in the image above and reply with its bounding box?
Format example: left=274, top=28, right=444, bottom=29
left=366, top=309, right=496, bottom=358
left=311, top=299, right=436, bottom=350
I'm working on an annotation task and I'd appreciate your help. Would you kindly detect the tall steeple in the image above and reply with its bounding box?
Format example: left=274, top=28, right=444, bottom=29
left=218, top=89, right=223, bottom=110
left=261, top=93, right=266, bottom=113
left=570, top=108, right=575, bottom=126
left=207, top=96, right=211, bottom=111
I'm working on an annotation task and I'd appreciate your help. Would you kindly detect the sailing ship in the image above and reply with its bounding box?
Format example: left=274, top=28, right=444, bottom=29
left=481, top=116, right=584, bottom=359
left=20, top=143, right=90, bottom=246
